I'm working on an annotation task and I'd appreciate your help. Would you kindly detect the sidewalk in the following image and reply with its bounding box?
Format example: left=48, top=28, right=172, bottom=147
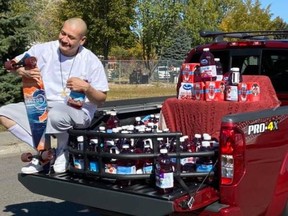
left=0, top=131, right=35, bottom=156
left=0, top=131, right=60, bottom=157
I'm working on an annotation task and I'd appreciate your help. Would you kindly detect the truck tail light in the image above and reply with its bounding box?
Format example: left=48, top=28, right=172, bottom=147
left=220, top=125, right=245, bottom=185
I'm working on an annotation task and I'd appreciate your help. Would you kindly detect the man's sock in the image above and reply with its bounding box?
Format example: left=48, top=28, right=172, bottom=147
left=8, top=124, right=34, bottom=148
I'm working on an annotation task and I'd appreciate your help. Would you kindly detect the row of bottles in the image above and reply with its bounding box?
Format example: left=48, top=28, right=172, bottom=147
left=70, top=132, right=217, bottom=193
left=69, top=111, right=217, bottom=194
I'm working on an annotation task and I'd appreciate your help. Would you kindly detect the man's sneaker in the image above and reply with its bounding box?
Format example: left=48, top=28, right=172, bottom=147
left=21, top=158, right=43, bottom=174
left=53, top=148, right=68, bottom=173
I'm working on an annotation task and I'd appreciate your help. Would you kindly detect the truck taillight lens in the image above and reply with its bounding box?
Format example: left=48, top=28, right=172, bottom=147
left=220, top=126, right=245, bottom=185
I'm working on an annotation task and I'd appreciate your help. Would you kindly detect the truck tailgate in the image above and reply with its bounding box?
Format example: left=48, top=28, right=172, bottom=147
left=18, top=172, right=217, bottom=216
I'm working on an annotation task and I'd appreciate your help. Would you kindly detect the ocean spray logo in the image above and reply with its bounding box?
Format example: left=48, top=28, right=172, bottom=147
left=26, top=89, right=47, bottom=110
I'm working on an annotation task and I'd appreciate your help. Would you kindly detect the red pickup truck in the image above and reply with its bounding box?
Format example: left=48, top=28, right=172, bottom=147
left=18, top=31, right=288, bottom=216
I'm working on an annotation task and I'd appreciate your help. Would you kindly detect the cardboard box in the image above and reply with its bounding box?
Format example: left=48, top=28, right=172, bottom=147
left=205, top=81, right=225, bottom=101
left=225, top=85, right=238, bottom=101
left=178, top=82, right=194, bottom=100
left=181, top=63, right=200, bottom=83
left=194, top=82, right=205, bottom=100
left=246, top=82, right=260, bottom=102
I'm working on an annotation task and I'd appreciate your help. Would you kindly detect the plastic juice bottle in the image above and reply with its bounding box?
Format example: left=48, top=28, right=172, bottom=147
left=155, top=147, right=174, bottom=194
left=214, top=58, right=223, bottom=81
left=225, top=67, right=241, bottom=101
left=199, top=48, right=217, bottom=82
left=116, top=144, right=136, bottom=188
left=104, top=140, right=118, bottom=174
left=88, top=138, right=99, bottom=172
left=106, top=111, right=120, bottom=132
left=134, top=116, right=144, bottom=126
left=181, top=135, right=196, bottom=173
left=67, top=79, right=87, bottom=109
left=196, top=141, right=213, bottom=173
left=142, top=142, right=154, bottom=174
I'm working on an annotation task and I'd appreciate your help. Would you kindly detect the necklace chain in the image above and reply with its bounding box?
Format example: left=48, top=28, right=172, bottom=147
left=59, top=50, right=77, bottom=97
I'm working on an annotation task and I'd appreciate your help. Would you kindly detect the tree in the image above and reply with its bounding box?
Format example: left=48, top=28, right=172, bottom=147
left=133, top=0, right=183, bottom=73
left=182, top=0, right=240, bottom=47
left=161, top=26, right=192, bottom=64
left=58, top=0, right=137, bottom=60
left=0, top=0, right=36, bottom=105
left=219, top=0, right=280, bottom=31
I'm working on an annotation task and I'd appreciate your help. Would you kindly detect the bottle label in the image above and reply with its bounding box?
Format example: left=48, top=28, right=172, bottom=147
left=196, top=164, right=213, bottom=172
left=143, top=165, right=153, bottom=174
left=225, top=85, right=238, bottom=101
left=89, top=161, right=99, bottom=172
left=73, top=157, right=84, bottom=169
left=180, top=157, right=195, bottom=165
left=156, top=172, right=174, bottom=189
left=200, top=65, right=217, bottom=78
left=67, top=91, right=85, bottom=108
left=117, top=165, right=136, bottom=174
left=105, top=163, right=117, bottom=174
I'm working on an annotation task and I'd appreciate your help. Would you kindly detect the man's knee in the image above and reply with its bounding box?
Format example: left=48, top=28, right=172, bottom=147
left=0, top=115, right=16, bottom=129
left=47, top=108, right=71, bottom=130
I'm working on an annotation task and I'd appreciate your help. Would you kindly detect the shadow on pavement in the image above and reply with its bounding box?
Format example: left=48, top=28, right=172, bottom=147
left=3, top=201, right=99, bottom=216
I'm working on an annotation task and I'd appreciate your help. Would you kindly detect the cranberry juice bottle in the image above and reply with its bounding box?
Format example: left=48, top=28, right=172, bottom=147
left=106, top=111, right=120, bottom=133
left=116, top=144, right=136, bottom=188
left=214, top=58, right=223, bottom=81
left=199, top=48, right=217, bottom=82
left=155, top=148, right=174, bottom=194
left=142, top=142, right=153, bottom=174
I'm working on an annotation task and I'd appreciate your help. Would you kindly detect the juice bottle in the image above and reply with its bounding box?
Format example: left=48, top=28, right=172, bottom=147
left=199, top=48, right=217, bottom=82
left=116, top=144, right=136, bottom=188
left=225, top=67, right=241, bottom=101
left=106, top=111, right=120, bottom=133
left=214, top=58, right=223, bottom=81
left=142, top=141, right=154, bottom=174
left=155, top=148, right=174, bottom=194
left=88, top=138, right=99, bottom=172
left=196, top=141, right=213, bottom=173
left=181, top=136, right=196, bottom=173
left=134, top=116, right=144, bottom=126
left=67, top=79, right=87, bottom=109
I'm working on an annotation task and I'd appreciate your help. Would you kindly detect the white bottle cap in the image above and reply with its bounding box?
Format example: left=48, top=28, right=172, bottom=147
left=214, top=58, right=220, bottom=61
left=201, top=141, right=211, bottom=147
left=194, top=134, right=201, bottom=139
left=230, top=67, right=240, bottom=72
left=203, top=48, right=210, bottom=51
left=160, top=148, right=168, bottom=154
left=203, top=133, right=211, bottom=140
left=77, top=136, right=84, bottom=142
left=135, top=116, right=141, bottom=121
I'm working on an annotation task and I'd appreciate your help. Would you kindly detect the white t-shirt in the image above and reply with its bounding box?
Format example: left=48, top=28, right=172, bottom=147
left=16, top=40, right=109, bottom=120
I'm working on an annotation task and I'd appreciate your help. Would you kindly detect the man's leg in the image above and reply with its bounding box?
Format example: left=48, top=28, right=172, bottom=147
left=0, top=103, right=34, bottom=147
left=45, top=103, right=91, bottom=173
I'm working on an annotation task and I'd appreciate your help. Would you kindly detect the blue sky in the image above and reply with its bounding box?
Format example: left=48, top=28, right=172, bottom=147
left=259, top=0, right=288, bottom=22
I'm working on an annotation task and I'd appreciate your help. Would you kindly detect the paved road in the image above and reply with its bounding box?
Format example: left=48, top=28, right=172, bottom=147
left=0, top=132, right=98, bottom=216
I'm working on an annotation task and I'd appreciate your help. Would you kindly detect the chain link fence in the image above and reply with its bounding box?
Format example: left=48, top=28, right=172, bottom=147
left=101, top=60, right=183, bottom=84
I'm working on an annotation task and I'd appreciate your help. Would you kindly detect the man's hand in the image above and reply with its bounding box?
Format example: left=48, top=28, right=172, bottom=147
left=16, top=67, right=41, bottom=79
left=66, top=77, right=89, bottom=92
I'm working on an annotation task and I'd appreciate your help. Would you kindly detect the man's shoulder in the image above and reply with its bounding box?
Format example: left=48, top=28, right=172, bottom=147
left=79, top=46, right=100, bottom=61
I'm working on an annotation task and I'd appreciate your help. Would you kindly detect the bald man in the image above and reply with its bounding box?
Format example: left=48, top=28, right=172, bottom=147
left=0, top=18, right=109, bottom=174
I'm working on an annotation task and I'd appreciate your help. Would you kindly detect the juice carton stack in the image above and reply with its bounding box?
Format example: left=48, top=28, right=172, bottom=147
left=178, top=47, right=260, bottom=102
